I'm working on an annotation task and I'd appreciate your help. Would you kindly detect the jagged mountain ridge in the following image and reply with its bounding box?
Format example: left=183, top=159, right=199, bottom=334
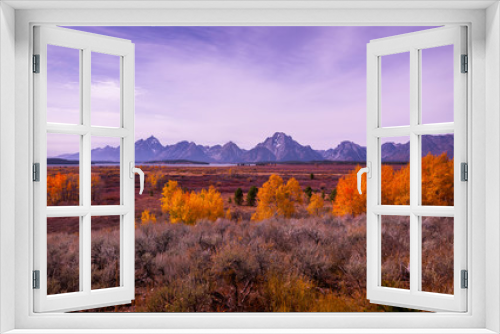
left=56, top=133, right=454, bottom=163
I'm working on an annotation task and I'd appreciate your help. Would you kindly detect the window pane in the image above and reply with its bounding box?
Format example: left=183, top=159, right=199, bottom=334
left=421, top=134, right=454, bottom=206
left=47, top=45, right=81, bottom=124
left=91, top=137, right=121, bottom=205
left=380, top=52, right=410, bottom=127
left=381, top=137, right=410, bottom=205
left=421, top=216, right=454, bottom=294
left=47, top=133, right=80, bottom=206
left=47, top=217, right=80, bottom=295
left=381, top=215, right=410, bottom=290
left=91, top=52, right=121, bottom=127
left=91, top=216, right=120, bottom=290
left=421, top=45, right=454, bottom=124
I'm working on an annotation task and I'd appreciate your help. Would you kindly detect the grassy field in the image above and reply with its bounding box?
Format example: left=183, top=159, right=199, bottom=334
left=46, top=163, right=452, bottom=312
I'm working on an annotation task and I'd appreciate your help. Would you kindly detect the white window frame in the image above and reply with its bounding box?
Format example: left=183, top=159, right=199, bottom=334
left=1, top=1, right=499, bottom=333
left=33, top=26, right=136, bottom=313
left=366, top=26, right=468, bottom=312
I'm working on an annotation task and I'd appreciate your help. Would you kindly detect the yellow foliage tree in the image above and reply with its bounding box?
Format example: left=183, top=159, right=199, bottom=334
left=251, top=175, right=303, bottom=221
left=307, top=193, right=324, bottom=216
left=160, top=180, right=224, bottom=225
left=148, top=172, right=159, bottom=192
left=141, top=209, right=157, bottom=225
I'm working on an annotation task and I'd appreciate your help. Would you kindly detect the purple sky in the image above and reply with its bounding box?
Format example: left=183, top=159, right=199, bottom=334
left=47, top=26, right=454, bottom=156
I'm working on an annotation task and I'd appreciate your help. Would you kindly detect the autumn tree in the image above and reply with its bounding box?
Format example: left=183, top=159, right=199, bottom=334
left=47, top=172, right=80, bottom=205
left=251, top=175, right=303, bottom=221
left=147, top=172, right=159, bottom=194
left=333, top=153, right=453, bottom=216
left=234, top=188, right=244, bottom=206
left=307, top=193, right=324, bottom=216
left=422, top=153, right=454, bottom=206
left=160, top=180, right=224, bottom=225
left=141, top=209, right=157, bottom=225
left=333, top=165, right=366, bottom=216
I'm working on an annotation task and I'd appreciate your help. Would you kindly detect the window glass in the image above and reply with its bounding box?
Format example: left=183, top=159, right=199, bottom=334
left=47, top=217, right=80, bottom=295
left=91, top=216, right=121, bottom=290
left=47, top=133, right=80, bottom=206
left=381, top=137, right=410, bottom=205
left=421, top=216, right=454, bottom=294
left=91, top=137, right=121, bottom=205
left=381, top=215, right=410, bottom=290
left=381, top=52, right=410, bottom=127
left=47, top=45, right=80, bottom=124
left=421, top=45, right=454, bottom=124
left=421, top=134, right=454, bottom=206
left=91, top=52, right=121, bottom=127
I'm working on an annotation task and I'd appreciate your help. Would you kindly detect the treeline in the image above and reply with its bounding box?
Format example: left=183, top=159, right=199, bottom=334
left=334, top=153, right=454, bottom=216
left=155, top=153, right=453, bottom=225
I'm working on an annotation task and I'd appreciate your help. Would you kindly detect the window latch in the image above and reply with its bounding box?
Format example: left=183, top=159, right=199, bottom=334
left=129, top=162, right=144, bottom=195
left=357, top=162, right=371, bottom=195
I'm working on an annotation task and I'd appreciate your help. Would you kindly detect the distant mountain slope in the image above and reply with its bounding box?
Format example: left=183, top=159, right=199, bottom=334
left=54, top=133, right=454, bottom=164
left=257, top=132, right=324, bottom=162
left=135, top=136, right=164, bottom=162
left=320, top=141, right=366, bottom=162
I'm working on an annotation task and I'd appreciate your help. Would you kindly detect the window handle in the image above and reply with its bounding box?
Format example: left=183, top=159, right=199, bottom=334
left=129, top=162, right=144, bottom=195
left=357, top=162, right=371, bottom=195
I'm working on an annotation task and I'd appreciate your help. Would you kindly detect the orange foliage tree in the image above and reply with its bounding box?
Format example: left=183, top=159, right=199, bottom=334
left=47, top=172, right=79, bottom=205
left=160, top=180, right=224, bottom=225
left=251, top=175, right=303, bottom=221
left=381, top=164, right=410, bottom=205
left=333, top=165, right=366, bottom=216
left=422, top=153, right=454, bottom=206
left=333, top=154, right=454, bottom=216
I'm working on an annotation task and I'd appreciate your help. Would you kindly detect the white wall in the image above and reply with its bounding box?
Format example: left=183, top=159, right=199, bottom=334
left=486, top=2, right=500, bottom=333
left=0, top=2, right=16, bottom=333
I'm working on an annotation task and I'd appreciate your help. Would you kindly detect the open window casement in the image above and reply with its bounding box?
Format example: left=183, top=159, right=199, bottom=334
left=33, top=26, right=139, bottom=312
left=364, top=26, right=467, bottom=312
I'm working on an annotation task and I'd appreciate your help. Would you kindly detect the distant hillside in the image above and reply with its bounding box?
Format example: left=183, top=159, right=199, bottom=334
left=54, top=132, right=454, bottom=164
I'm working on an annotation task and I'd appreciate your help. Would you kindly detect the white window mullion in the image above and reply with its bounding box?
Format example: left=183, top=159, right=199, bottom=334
left=81, top=48, right=92, bottom=296
left=365, top=43, right=379, bottom=302
left=121, top=44, right=135, bottom=297
left=409, top=47, right=420, bottom=295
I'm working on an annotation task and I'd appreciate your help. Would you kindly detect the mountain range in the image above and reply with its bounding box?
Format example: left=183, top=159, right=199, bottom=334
left=56, top=132, right=454, bottom=163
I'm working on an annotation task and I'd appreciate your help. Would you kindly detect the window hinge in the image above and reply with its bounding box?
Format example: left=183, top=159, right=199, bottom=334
left=33, top=163, right=40, bottom=182
left=33, top=270, right=40, bottom=289
left=461, top=54, right=468, bottom=73
left=33, top=54, right=40, bottom=73
left=461, top=270, right=468, bottom=289
left=461, top=162, right=468, bottom=181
